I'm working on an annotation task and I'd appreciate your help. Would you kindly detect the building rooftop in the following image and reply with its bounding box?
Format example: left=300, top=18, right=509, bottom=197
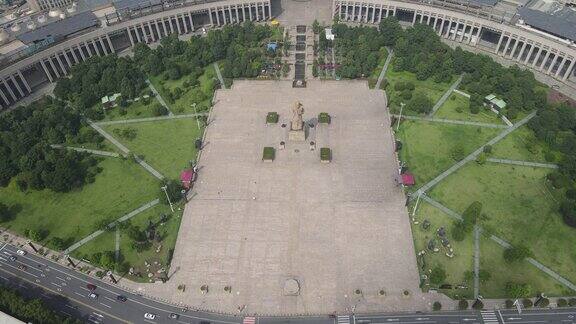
left=113, top=0, right=162, bottom=11
left=16, top=10, right=98, bottom=44
left=518, top=6, right=576, bottom=42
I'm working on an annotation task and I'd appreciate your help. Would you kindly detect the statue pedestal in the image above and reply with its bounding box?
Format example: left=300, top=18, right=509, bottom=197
left=288, top=129, right=306, bottom=142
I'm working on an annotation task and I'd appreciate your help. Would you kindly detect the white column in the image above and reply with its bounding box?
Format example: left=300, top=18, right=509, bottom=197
left=48, top=58, right=60, bottom=78
left=268, top=2, right=272, bottom=19
left=168, top=17, right=175, bottom=34
left=55, top=53, right=67, bottom=75
left=555, top=57, right=567, bottom=78
left=539, top=50, right=551, bottom=70
left=532, top=47, right=543, bottom=67
left=127, top=27, right=134, bottom=45
left=433, top=16, right=438, bottom=30
left=134, top=26, right=142, bottom=43
left=99, top=37, right=108, bottom=54
left=439, top=19, right=445, bottom=36
left=148, top=21, right=156, bottom=41
left=154, top=20, right=162, bottom=38
left=189, top=12, right=195, bottom=30
left=78, top=45, right=87, bottom=61
left=0, top=85, right=10, bottom=106
left=494, top=33, right=504, bottom=53
left=183, top=14, right=189, bottom=32
left=412, top=11, right=417, bottom=24
left=63, top=50, right=72, bottom=68
left=508, top=38, right=519, bottom=58
left=458, top=24, right=467, bottom=42
left=547, top=54, right=559, bottom=74
left=248, top=5, right=253, bottom=21
left=175, top=16, right=182, bottom=34
left=502, top=36, right=512, bottom=56
left=562, top=59, right=575, bottom=81
left=216, top=8, right=221, bottom=25
left=140, top=23, right=148, bottom=42
left=228, top=6, right=233, bottom=23
left=2, top=80, right=17, bottom=101
left=9, top=75, right=24, bottom=97
left=451, top=22, right=459, bottom=40
left=255, top=4, right=260, bottom=21
left=17, top=70, right=31, bottom=93
left=371, top=4, right=376, bottom=23
left=344, top=3, right=349, bottom=20
left=85, top=42, right=94, bottom=56
left=162, top=18, right=169, bottom=35
left=516, top=41, right=527, bottom=61
left=70, top=47, right=80, bottom=63
left=208, top=8, right=214, bottom=26
left=91, top=41, right=101, bottom=56
left=419, top=13, right=424, bottom=24
left=106, top=34, right=114, bottom=53
left=352, top=3, right=356, bottom=21
left=444, top=19, right=452, bottom=38
left=523, top=44, right=534, bottom=65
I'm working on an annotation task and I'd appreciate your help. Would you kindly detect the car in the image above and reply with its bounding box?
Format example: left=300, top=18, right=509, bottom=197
left=88, top=293, right=98, bottom=299
left=116, top=295, right=127, bottom=302
left=16, top=250, right=26, bottom=256
left=169, top=313, right=179, bottom=319
left=144, top=313, right=156, bottom=320
left=17, top=264, right=27, bottom=271
left=86, top=283, right=97, bottom=291
left=8, top=255, right=16, bottom=262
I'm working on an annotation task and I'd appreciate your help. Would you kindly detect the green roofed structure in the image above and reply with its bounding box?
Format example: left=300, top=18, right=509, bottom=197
left=484, top=94, right=507, bottom=111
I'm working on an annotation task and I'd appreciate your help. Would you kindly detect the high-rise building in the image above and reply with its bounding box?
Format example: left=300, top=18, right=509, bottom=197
left=27, top=0, right=74, bottom=11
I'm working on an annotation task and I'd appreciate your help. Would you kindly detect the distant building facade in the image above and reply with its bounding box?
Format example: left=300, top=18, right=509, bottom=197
left=27, top=0, right=74, bottom=11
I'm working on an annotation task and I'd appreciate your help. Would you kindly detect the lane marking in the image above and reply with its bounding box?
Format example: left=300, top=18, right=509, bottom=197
left=75, top=292, right=85, bottom=297
left=51, top=282, right=62, bottom=288
left=0, top=266, right=131, bottom=323
left=144, top=320, right=157, bottom=324
left=0, top=259, right=39, bottom=278
left=100, top=302, right=111, bottom=308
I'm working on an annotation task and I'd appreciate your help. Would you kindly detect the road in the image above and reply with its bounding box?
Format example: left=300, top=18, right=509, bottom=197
left=0, top=243, right=575, bottom=324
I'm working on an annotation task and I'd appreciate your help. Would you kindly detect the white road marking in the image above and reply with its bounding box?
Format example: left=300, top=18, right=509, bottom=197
left=144, top=320, right=157, bottom=324
left=0, top=243, right=7, bottom=252
left=51, top=282, right=61, bottom=288
left=99, top=303, right=111, bottom=308
left=178, top=321, right=191, bottom=324
left=74, top=292, right=84, bottom=297
left=104, top=296, right=116, bottom=302
left=66, top=304, right=76, bottom=309
left=56, top=276, right=65, bottom=281
left=60, top=310, right=71, bottom=317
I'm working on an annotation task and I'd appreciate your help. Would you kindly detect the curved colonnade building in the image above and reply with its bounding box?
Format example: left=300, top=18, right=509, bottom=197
left=0, top=0, right=575, bottom=109
left=0, top=0, right=272, bottom=109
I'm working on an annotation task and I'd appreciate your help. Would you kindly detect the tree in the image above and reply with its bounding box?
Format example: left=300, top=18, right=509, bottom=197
left=505, top=282, right=532, bottom=298
left=429, top=266, right=446, bottom=285
left=99, top=251, right=115, bottom=270
left=152, top=103, right=169, bottom=117
left=559, top=199, right=576, bottom=228
left=50, top=237, right=66, bottom=250
left=406, top=92, right=432, bottom=114
left=478, top=269, right=491, bottom=283
left=0, top=202, right=11, bottom=222
left=503, top=245, right=532, bottom=263
left=458, top=299, right=469, bottom=310
left=159, top=179, right=184, bottom=205
left=379, top=17, right=403, bottom=46
left=432, top=301, right=442, bottom=311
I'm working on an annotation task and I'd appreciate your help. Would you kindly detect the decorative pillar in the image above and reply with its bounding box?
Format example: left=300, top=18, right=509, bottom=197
left=516, top=41, right=527, bottom=61
left=9, top=75, right=24, bottom=97
left=451, top=22, right=459, bottom=40
left=523, top=44, right=535, bottom=65
left=268, top=2, right=272, bottom=19
left=99, top=37, right=108, bottom=54
left=147, top=22, right=155, bottom=41
left=48, top=58, right=60, bottom=78
left=127, top=27, right=134, bottom=45
left=17, top=70, right=31, bottom=93
left=208, top=8, right=214, bottom=26
left=508, top=38, right=519, bottom=59
left=444, top=19, right=452, bottom=38
left=562, top=59, right=575, bottom=81
left=458, top=24, right=467, bottom=42
left=0, top=85, right=10, bottom=106
left=134, top=26, right=142, bottom=43
left=419, top=13, right=424, bottom=24
left=62, top=50, right=72, bottom=68
left=494, top=33, right=504, bottom=53
left=78, top=45, right=87, bottom=61
left=532, top=47, right=543, bottom=67
left=168, top=17, right=175, bottom=34
left=70, top=47, right=80, bottom=63
left=412, top=11, right=417, bottom=24
left=555, top=57, right=567, bottom=78
left=106, top=34, right=114, bottom=53
left=547, top=54, right=559, bottom=74
left=502, top=36, right=512, bottom=56
left=175, top=16, right=182, bottom=34
left=2, top=80, right=17, bottom=101
left=216, top=8, right=221, bottom=25
left=55, top=53, right=67, bottom=75
left=539, top=50, right=551, bottom=71
left=249, top=4, right=253, bottom=21
left=161, top=18, right=168, bottom=36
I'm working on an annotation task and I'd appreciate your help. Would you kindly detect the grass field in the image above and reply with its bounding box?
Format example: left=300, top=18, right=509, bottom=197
left=479, top=236, right=572, bottom=298
left=396, top=120, right=499, bottom=185
left=491, top=126, right=551, bottom=163
left=385, top=61, right=452, bottom=114
left=148, top=65, right=217, bottom=115
left=0, top=158, right=159, bottom=250
left=73, top=203, right=182, bottom=282
left=434, top=93, right=503, bottom=124
left=412, top=201, right=474, bottom=299
left=428, top=163, right=576, bottom=284
left=104, top=118, right=203, bottom=179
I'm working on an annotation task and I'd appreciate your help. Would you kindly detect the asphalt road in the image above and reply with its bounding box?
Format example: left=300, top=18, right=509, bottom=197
left=0, top=243, right=575, bottom=324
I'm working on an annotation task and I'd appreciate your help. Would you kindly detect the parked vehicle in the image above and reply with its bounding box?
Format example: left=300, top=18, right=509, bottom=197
left=144, top=313, right=156, bottom=320
left=16, top=250, right=26, bottom=256
left=116, top=295, right=127, bottom=302
left=86, top=283, right=97, bottom=291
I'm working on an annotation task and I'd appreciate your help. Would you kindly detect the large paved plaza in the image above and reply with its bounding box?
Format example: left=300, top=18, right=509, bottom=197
left=159, top=80, right=429, bottom=314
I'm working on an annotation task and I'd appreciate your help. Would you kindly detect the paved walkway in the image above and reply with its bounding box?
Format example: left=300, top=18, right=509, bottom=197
left=430, top=74, right=464, bottom=116
left=50, top=144, right=120, bottom=158
left=420, top=194, right=576, bottom=293
left=213, top=62, right=226, bottom=89
left=95, top=113, right=208, bottom=126
left=375, top=47, right=394, bottom=89
left=64, top=199, right=159, bottom=254
left=394, top=114, right=507, bottom=129
left=412, top=111, right=536, bottom=198
left=146, top=79, right=173, bottom=116
left=115, top=229, right=121, bottom=262
left=473, top=225, right=481, bottom=299
left=453, top=89, right=470, bottom=98
left=487, top=158, right=558, bottom=169
left=87, top=119, right=165, bottom=180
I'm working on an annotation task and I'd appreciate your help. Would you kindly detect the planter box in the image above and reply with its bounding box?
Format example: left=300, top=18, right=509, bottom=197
left=266, top=112, right=279, bottom=124
left=320, top=147, right=331, bottom=163
left=263, top=147, right=275, bottom=162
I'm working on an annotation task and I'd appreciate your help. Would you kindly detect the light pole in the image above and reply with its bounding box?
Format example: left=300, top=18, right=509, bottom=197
left=161, top=185, right=175, bottom=212
left=191, top=103, right=201, bottom=130
left=397, top=102, right=405, bottom=131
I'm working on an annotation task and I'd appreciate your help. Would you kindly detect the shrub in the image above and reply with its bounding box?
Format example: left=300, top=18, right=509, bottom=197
left=472, top=300, right=484, bottom=310
left=503, top=245, right=532, bottom=263
left=450, top=144, right=465, bottom=161
left=483, top=145, right=492, bottom=154
left=505, top=299, right=514, bottom=308
left=476, top=153, right=487, bottom=165
left=451, top=221, right=466, bottom=241
left=429, top=266, right=446, bottom=285
left=266, top=112, right=279, bottom=124
left=263, top=147, right=275, bottom=161
left=544, top=151, right=555, bottom=162
left=394, top=82, right=405, bottom=91
left=458, top=299, right=469, bottom=310
left=405, top=81, right=415, bottom=91
left=523, top=298, right=533, bottom=308
left=557, top=298, right=568, bottom=307
left=401, top=90, right=413, bottom=100
left=506, top=282, right=532, bottom=298
left=536, top=297, right=549, bottom=307
left=432, top=301, right=442, bottom=311
left=569, top=298, right=576, bottom=306
left=455, top=106, right=463, bottom=113
left=320, top=147, right=332, bottom=162
left=470, top=104, right=480, bottom=114
left=318, top=112, right=331, bottom=124
left=406, top=92, right=433, bottom=114
left=152, top=103, right=168, bottom=116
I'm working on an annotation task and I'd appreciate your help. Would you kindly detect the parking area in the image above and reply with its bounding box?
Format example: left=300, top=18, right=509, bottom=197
left=164, top=80, right=427, bottom=314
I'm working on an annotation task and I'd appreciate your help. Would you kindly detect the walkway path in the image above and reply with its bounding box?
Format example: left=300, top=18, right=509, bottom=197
left=473, top=225, right=481, bottom=299
left=213, top=62, right=226, bottom=89
left=419, top=194, right=576, bottom=293
left=393, top=114, right=507, bottom=129
left=95, top=113, right=208, bottom=126
left=375, top=47, right=394, bottom=90
left=430, top=74, right=464, bottom=116
left=412, top=111, right=536, bottom=198
left=146, top=79, right=173, bottom=116
left=87, top=119, right=165, bottom=180
left=50, top=144, right=120, bottom=158
left=487, top=158, right=558, bottom=169
left=115, top=229, right=121, bottom=262
left=64, top=199, right=159, bottom=254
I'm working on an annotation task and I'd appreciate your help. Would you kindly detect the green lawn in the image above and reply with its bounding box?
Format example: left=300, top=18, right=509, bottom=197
left=396, top=120, right=499, bottom=186
left=434, top=94, right=503, bottom=124
left=491, top=126, right=552, bottom=163
left=428, top=163, right=576, bottom=284
left=386, top=62, right=452, bottom=114
left=100, top=98, right=158, bottom=122
left=73, top=203, right=182, bottom=282
left=480, top=236, right=572, bottom=298
left=0, top=158, right=159, bottom=249
left=412, top=201, right=474, bottom=299
left=104, top=118, right=203, bottom=179
left=148, top=65, right=217, bottom=115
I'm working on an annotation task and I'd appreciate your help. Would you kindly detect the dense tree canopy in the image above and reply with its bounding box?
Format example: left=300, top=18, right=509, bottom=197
left=333, top=24, right=385, bottom=78
left=0, top=97, right=100, bottom=192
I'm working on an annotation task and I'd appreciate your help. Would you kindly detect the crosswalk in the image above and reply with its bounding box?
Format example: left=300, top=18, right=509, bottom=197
left=243, top=317, right=256, bottom=324
left=337, top=315, right=351, bottom=324
left=481, top=310, right=499, bottom=323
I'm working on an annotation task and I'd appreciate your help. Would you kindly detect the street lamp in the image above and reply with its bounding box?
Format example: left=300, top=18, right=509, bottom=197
left=397, top=102, right=405, bottom=131
left=191, top=103, right=201, bottom=130
left=161, top=185, right=175, bottom=212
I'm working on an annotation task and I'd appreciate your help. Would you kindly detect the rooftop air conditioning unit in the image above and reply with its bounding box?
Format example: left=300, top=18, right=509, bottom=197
left=48, top=9, right=62, bottom=18
left=27, top=21, right=37, bottom=30
left=10, top=23, right=21, bottom=32
left=37, top=15, right=47, bottom=23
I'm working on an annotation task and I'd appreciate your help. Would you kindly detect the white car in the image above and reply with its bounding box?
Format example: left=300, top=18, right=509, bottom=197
left=144, top=313, right=156, bottom=320
left=16, top=250, right=26, bottom=256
